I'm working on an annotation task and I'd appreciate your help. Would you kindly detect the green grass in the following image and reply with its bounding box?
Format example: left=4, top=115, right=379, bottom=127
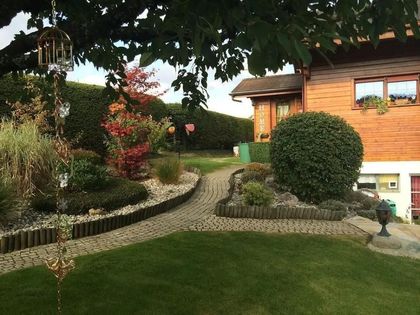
left=0, top=232, right=419, bottom=315
left=150, top=150, right=243, bottom=174
left=181, top=156, right=242, bottom=174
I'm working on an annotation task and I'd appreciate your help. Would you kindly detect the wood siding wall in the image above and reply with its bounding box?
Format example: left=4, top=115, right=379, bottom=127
left=307, top=55, right=420, bottom=162
left=252, top=95, right=302, bottom=142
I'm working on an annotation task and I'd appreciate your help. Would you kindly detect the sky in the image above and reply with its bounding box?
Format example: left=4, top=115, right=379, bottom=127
left=0, top=12, right=294, bottom=118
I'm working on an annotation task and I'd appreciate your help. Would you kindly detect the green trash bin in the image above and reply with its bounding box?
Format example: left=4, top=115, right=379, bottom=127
left=239, top=143, right=251, bottom=163
left=385, top=199, right=397, bottom=217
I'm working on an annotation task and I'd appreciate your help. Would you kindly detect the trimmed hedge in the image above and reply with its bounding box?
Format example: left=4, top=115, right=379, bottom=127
left=31, top=178, right=148, bottom=215
left=0, top=77, right=253, bottom=154
left=271, top=112, right=363, bottom=203
left=249, top=142, right=270, bottom=163
left=166, top=103, right=253, bottom=150
left=0, top=76, right=110, bottom=155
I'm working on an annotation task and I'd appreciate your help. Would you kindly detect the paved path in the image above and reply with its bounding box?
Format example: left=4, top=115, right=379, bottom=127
left=0, top=166, right=366, bottom=275
left=346, top=216, right=420, bottom=259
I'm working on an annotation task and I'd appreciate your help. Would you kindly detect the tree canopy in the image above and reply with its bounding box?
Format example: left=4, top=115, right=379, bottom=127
left=0, top=0, right=419, bottom=109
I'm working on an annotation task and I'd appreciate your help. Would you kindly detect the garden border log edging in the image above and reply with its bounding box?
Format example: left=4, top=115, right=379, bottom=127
left=0, top=167, right=201, bottom=254
left=215, top=169, right=346, bottom=221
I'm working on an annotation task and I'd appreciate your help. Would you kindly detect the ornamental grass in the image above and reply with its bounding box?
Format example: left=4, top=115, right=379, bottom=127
left=0, top=120, right=57, bottom=198
left=154, top=158, right=183, bottom=184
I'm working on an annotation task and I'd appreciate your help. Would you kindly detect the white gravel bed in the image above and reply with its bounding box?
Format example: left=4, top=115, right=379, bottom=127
left=0, top=171, right=199, bottom=237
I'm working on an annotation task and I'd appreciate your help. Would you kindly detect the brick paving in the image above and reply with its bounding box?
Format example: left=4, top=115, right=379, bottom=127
left=0, top=166, right=367, bottom=275
left=190, top=216, right=367, bottom=236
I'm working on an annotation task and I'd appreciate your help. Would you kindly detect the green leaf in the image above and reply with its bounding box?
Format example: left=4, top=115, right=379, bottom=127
left=293, top=40, right=312, bottom=65
left=276, top=33, right=291, bottom=52
left=139, top=52, right=155, bottom=67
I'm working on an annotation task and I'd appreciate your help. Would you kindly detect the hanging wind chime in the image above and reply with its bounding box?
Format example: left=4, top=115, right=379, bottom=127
left=37, top=1, right=75, bottom=314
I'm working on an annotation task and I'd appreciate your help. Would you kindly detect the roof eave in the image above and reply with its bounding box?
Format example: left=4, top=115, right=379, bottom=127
left=230, top=89, right=302, bottom=98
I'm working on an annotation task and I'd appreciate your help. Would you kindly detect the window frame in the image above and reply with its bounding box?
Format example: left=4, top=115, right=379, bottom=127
left=275, top=98, right=292, bottom=122
left=353, top=74, right=420, bottom=109
left=356, top=174, right=400, bottom=193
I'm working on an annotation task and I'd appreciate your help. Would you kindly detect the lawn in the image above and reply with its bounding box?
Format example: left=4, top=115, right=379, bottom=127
left=0, top=232, right=419, bottom=315
left=151, top=150, right=244, bottom=174
left=181, top=156, right=242, bottom=174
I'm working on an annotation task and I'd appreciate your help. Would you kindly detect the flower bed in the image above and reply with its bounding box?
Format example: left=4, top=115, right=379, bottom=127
left=0, top=167, right=201, bottom=254
left=215, top=169, right=346, bottom=221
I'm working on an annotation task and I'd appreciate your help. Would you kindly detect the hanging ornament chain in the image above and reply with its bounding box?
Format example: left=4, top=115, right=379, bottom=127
left=51, top=0, right=57, bottom=27
left=45, top=70, right=75, bottom=315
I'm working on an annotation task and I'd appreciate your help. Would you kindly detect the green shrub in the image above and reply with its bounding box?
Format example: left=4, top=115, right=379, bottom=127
left=154, top=158, right=183, bottom=184
left=245, top=162, right=271, bottom=177
left=271, top=112, right=363, bottom=203
left=318, top=199, right=348, bottom=212
left=241, top=170, right=265, bottom=184
left=144, top=116, right=172, bottom=154
left=242, top=181, right=273, bottom=207
left=249, top=143, right=271, bottom=163
left=0, top=120, right=57, bottom=197
left=71, top=149, right=102, bottom=165
left=68, top=159, right=108, bottom=191
left=31, top=178, right=148, bottom=215
left=342, top=191, right=380, bottom=210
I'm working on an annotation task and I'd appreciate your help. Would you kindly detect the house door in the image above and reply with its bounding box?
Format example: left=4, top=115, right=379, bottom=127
left=411, top=176, right=420, bottom=219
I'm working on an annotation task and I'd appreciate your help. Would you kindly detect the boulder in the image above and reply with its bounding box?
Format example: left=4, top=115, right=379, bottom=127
left=277, top=192, right=299, bottom=206
left=88, top=208, right=106, bottom=216
left=371, top=234, right=402, bottom=249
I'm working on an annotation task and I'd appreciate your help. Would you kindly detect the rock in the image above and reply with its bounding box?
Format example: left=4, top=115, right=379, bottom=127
left=265, top=175, right=276, bottom=187
left=371, top=234, right=402, bottom=249
left=277, top=192, right=299, bottom=206
left=88, top=208, right=106, bottom=216
left=348, top=201, right=363, bottom=211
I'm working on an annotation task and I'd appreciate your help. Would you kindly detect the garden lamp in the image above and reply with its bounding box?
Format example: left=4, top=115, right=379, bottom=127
left=167, top=125, right=176, bottom=135
left=376, top=200, right=392, bottom=237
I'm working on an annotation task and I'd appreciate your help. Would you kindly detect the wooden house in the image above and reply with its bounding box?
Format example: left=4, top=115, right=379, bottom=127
left=230, top=10, right=420, bottom=220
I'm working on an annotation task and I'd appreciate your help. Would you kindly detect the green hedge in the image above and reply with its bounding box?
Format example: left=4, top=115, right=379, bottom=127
left=0, top=76, right=110, bottom=155
left=249, top=142, right=270, bottom=163
left=31, top=177, right=148, bottom=215
left=167, top=103, right=253, bottom=150
left=0, top=76, right=253, bottom=154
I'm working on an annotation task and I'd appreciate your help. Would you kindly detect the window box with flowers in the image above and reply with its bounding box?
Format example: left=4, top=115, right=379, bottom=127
left=354, top=74, right=420, bottom=114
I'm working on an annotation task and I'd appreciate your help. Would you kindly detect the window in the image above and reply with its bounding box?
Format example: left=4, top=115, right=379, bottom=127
left=354, top=75, right=419, bottom=108
left=357, top=175, right=377, bottom=190
left=356, top=174, right=399, bottom=192
left=388, top=80, right=417, bottom=105
left=355, top=81, right=384, bottom=106
left=276, top=100, right=290, bottom=122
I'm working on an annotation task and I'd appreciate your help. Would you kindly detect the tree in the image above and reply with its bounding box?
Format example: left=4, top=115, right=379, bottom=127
left=0, top=0, right=419, bottom=109
left=124, top=66, right=164, bottom=109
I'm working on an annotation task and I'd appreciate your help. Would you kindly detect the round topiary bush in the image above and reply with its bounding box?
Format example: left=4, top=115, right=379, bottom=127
left=271, top=112, right=363, bottom=203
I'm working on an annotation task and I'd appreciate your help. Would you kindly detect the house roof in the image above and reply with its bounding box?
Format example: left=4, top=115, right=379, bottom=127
left=230, top=73, right=303, bottom=97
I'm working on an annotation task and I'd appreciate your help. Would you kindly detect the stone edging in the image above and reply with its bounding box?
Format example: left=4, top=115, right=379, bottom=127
left=0, top=167, right=201, bottom=254
left=215, top=169, right=346, bottom=221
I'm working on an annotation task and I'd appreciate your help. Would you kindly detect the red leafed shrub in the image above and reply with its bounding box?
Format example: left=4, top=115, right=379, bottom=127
left=124, top=66, right=164, bottom=110
left=102, top=103, right=150, bottom=179
left=111, top=144, right=149, bottom=178
left=102, top=67, right=167, bottom=178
